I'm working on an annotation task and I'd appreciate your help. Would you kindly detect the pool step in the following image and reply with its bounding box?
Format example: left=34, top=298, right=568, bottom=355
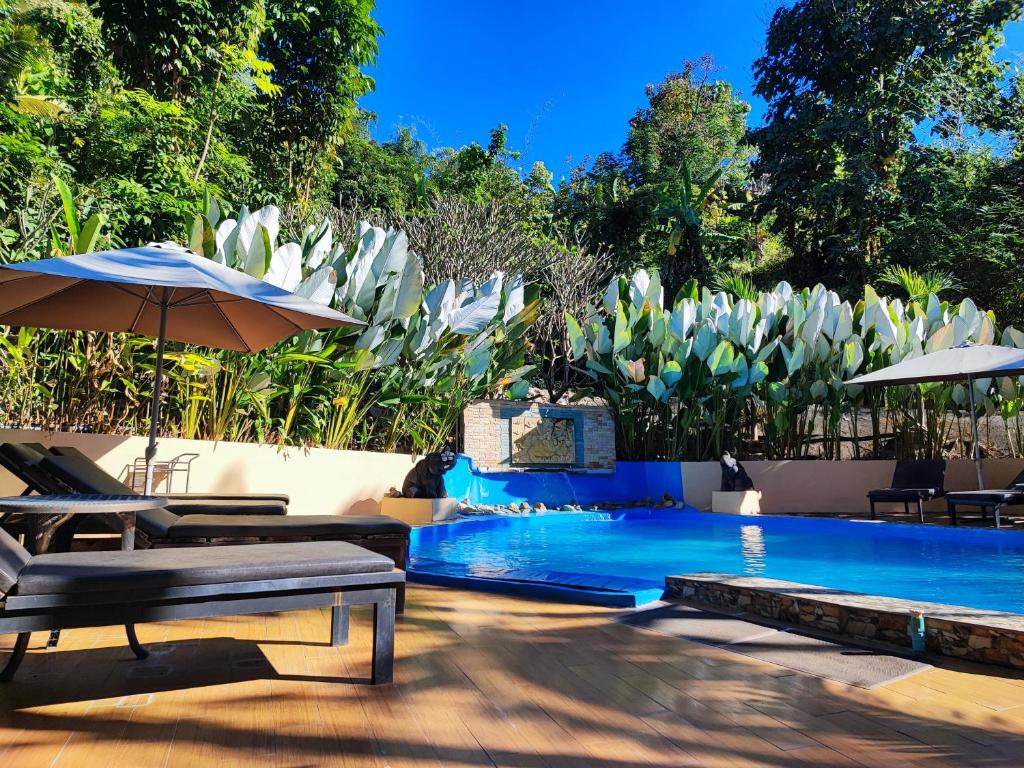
left=619, top=602, right=931, bottom=689
left=408, top=564, right=664, bottom=607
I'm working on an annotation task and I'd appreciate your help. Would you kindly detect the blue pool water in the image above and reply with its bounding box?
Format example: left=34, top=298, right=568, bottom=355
left=410, top=509, right=1024, bottom=611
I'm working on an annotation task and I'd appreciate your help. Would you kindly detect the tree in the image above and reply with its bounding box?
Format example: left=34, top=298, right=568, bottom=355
left=624, top=56, right=749, bottom=191
left=751, top=0, right=1022, bottom=287
left=96, top=0, right=261, bottom=101
left=881, top=145, right=1024, bottom=325
left=254, top=0, right=381, bottom=199
left=333, top=121, right=428, bottom=213
left=555, top=58, right=755, bottom=297
left=426, top=124, right=555, bottom=235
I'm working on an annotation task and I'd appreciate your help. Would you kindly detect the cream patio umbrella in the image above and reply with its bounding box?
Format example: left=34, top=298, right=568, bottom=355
left=0, top=245, right=361, bottom=492
left=847, top=343, right=1024, bottom=489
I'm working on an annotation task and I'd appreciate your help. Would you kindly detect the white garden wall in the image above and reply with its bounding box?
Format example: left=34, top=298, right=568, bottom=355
left=0, top=429, right=419, bottom=517
left=2, top=428, right=1020, bottom=519
left=682, top=458, right=1024, bottom=515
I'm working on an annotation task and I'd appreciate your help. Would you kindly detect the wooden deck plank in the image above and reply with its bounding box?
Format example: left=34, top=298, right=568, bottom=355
left=3, top=585, right=1024, bottom=766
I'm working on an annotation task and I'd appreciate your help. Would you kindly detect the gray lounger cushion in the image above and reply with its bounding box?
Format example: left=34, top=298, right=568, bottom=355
left=946, top=490, right=1024, bottom=504
left=0, top=527, right=30, bottom=594
left=49, top=447, right=291, bottom=504
left=13, top=540, right=393, bottom=598
left=166, top=492, right=290, bottom=504
left=138, top=506, right=186, bottom=537
left=155, top=498, right=287, bottom=516
left=39, top=454, right=287, bottom=517
left=162, top=514, right=412, bottom=539
left=867, top=487, right=942, bottom=501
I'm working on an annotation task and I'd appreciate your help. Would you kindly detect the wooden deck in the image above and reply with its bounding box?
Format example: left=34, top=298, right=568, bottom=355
left=3, top=584, right=1024, bottom=767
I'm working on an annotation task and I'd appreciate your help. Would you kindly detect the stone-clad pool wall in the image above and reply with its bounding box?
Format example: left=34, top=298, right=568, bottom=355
left=667, top=573, right=1024, bottom=670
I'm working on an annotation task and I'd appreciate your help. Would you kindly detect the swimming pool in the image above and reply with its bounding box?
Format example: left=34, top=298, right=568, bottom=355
left=409, top=509, right=1024, bottom=610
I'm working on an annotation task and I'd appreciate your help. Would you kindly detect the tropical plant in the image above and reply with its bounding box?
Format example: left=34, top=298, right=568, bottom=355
left=652, top=156, right=726, bottom=295
left=878, top=265, right=962, bottom=302
left=50, top=176, right=107, bottom=255
left=712, top=272, right=758, bottom=302
left=566, top=269, right=1023, bottom=462
left=173, top=197, right=538, bottom=451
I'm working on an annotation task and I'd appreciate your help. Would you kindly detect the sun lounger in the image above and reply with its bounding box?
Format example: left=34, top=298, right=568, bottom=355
left=48, top=445, right=290, bottom=505
left=18, top=449, right=411, bottom=611
left=0, top=526, right=402, bottom=683
left=867, top=459, right=947, bottom=522
left=0, top=441, right=290, bottom=557
left=0, top=443, right=287, bottom=516
left=945, top=469, right=1024, bottom=528
left=0, top=443, right=54, bottom=497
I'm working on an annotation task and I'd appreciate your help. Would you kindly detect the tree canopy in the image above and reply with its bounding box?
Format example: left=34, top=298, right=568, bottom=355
left=2, top=0, right=1023, bottom=326
left=750, top=0, right=1022, bottom=289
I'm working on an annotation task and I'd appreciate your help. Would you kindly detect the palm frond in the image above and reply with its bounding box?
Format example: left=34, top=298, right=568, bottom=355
left=12, top=93, right=66, bottom=117
left=878, top=265, right=962, bottom=302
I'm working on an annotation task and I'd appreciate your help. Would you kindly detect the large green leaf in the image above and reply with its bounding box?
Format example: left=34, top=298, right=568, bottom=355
left=842, top=338, right=864, bottom=377
left=661, top=360, right=683, bottom=386
left=265, top=243, right=302, bottom=291
left=242, top=224, right=273, bottom=278
left=76, top=213, right=106, bottom=255
left=394, top=257, right=425, bottom=321
left=465, top=347, right=491, bottom=378
left=782, top=339, right=806, bottom=375
left=296, top=264, right=337, bottom=306
left=450, top=291, right=501, bottom=335
left=707, top=340, right=735, bottom=376
left=565, top=312, right=586, bottom=359
left=189, top=214, right=215, bottom=259
left=613, top=301, right=631, bottom=352
left=377, top=254, right=423, bottom=324
left=54, top=177, right=78, bottom=245
left=729, top=354, right=749, bottom=389
left=646, top=376, right=667, bottom=401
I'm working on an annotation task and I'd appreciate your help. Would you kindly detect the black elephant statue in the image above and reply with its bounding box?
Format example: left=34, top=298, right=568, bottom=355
left=401, top=449, right=457, bottom=499
left=720, top=451, right=755, bottom=492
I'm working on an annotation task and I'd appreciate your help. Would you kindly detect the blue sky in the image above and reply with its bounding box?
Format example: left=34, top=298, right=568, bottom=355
left=362, top=2, right=1024, bottom=181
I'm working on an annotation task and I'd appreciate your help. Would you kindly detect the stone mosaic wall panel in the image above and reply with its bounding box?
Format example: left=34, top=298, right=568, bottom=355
left=463, top=400, right=615, bottom=470
left=510, top=414, right=575, bottom=465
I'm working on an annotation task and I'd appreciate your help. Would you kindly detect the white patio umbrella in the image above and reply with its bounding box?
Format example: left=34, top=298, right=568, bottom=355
left=847, top=344, right=1024, bottom=489
left=0, top=245, right=361, bottom=492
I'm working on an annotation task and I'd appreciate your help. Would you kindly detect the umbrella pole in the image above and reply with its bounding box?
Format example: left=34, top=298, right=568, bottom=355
left=144, top=297, right=169, bottom=495
left=967, top=374, right=984, bottom=490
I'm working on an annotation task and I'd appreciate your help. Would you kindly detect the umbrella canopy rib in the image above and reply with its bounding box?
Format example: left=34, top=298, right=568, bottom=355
left=207, top=298, right=252, bottom=353
left=170, top=289, right=222, bottom=308
left=127, top=289, right=148, bottom=332
left=0, top=277, right=84, bottom=318
left=263, top=303, right=307, bottom=338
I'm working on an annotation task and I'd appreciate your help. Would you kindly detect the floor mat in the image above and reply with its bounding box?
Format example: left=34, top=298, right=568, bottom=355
left=618, top=603, right=931, bottom=689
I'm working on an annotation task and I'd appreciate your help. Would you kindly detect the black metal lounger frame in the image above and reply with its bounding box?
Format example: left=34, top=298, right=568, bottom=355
left=869, top=494, right=935, bottom=523
left=867, top=459, right=946, bottom=523
left=947, top=494, right=1023, bottom=528
left=0, top=569, right=403, bottom=684
left=0, top=443, right=410, bottom=612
